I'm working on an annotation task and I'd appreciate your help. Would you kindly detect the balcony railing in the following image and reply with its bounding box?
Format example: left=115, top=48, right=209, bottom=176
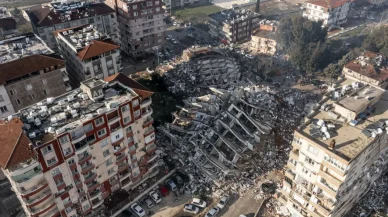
left=144, top=126, right=155, bottom=136
left=84, top=173, right=97, bottom=183
left=89, top=189, right=101, bottom=200
left=81, top=163, right=95, bottom=174
left=78, top=152, right=91, bottom=163
left=86, top=181, right=99, bottom=192
left=25, top=190, right=51, bottom=205
left=118, top=162, right=129, bottom=172
left=30, top=200, right=55, bottom=215
left=21, top=182, right=48, bottom=195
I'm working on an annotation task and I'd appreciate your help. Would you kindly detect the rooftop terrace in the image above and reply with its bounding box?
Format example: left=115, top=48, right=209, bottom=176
left=0, top=33, right=53, bottom=64
left=58, top=24, right=108, bottom=51
left=209, top=8, right=260, bottom=25
left=298, top=77, right=388, bottom=161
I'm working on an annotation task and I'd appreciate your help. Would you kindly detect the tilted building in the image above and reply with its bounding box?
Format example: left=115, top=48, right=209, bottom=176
left=24, top=2, right=119, bottom=52
left=0, top=73, right=157, bottom=217
left=279, top=58, right=388, bottom=217
left=54, top=24, right=121, bottom=88
left=106, top=0, right=166, bottom=57
left=303, top=0, right=351, bottom=26
left=0, top=33, right=71, bottom=119
left=208, top=8, right=260, bottom=44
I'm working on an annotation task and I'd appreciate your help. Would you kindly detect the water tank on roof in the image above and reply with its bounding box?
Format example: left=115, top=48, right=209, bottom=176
left=47, top=97, right=55, bottom=104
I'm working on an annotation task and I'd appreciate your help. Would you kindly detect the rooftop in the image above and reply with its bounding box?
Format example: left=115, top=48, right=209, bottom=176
left=298, top=77, right=388, bottom=161
left=306, top=0, right=350, bottom=8
left=9, top=74, right=152, bottom=145
left=25, top=2, right=115, bottom=27
left=209, top=8, right=260, bottom=25
left=0, top=33, right=53, bottom=64
left=0, top=7, right=11, bottom=19
left=252, top=30, right=276, bottom=40
left=55, top=24, right=119, bottom=60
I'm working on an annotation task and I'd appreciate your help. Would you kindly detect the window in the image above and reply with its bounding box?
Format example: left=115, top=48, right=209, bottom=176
left=305, top=156, right=315, bottom=166
left=103, top=149, right=110, bottom=157
left=42, top=145, right=53, bottom=155
left=81, top=19, right=86, bottom=24
left=55, top=178, right=64, bottom=185
left=134, top=110, right=140, bottom=117
left=89, top=18, right=94, bottom=23
left=51, top=168, right=61, bottom=176
left=83, top=123, right=93, bottom=133
left=0, top=106, right=7, bottom=113
left=16, top=99, right=21, bottom=105
left=63, top=147, right=72, bottom=156
left=307, top=145, right=319, bottom=156
left=97, top=128, right=107, bottom=137
left=147, top=1, right=153, bottom=6
left=133, top=12, right=138, bottom=16
left=106, top=158, right=113, bottom=166
left=132, top=99, right=139, bottom=107
left=86, top=134, right=96, bottom=143
left=95, top=117, right=104, bottom=126
left=123, top=116, right=131, bottom=124
left=128, top=145, right=136, bottom=152
left=25, top=84, right=32, bottom=91
left=101, top=139, right=109, bottom=148
left=29, top=94, right=36, bottom=100
left=42, top=79, right=47, bottom=85
left=44, top=89, right=50, bottom=95
left=156, top=7, right=160, bottom=12
left=107, top=60, right=113, bottom=66
left=108, top=168, right=115, bottom=175
left=0, top=95, right=3, bottom=102
left=126, top=126, right=132, bottom=133
left=115, top=134, right=120, bottom=139
left=155, top=0, right=159, bottom=5
left=9, top=89, right=17, bottom=95
left=68, top=159, right=75, bottom=165
left=59, top=135, right=69, bottom=144
left=121, top=104, right=129, bottom=112
left=133, top=5, right=137, bottom=9
left=47, top=157, right=57, bottom=166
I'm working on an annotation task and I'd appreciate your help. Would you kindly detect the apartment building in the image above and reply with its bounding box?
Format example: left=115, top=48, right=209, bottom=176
left=303, top=0, right=351, bottom=26
left=54, top=24, right=121, bottom=88
left=209, top=8, right=260, bottom=44
left=24, top=1, right=118, bottom=51
left=0, top=7, right=17, bottom=40
left=1, top=73, right=157, bottom=217
left=106, top=0, right=166, bottom=57
left=279, top=57, right=388, bottom=217
left=162, top=0, right=198, bottom=9
left=251, top=20, right=277, bottom=56
left=0, top=33, right=71, bottom=119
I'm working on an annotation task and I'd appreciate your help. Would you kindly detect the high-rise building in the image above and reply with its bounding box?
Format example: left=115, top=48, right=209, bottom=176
left=106, top=0, right=166, bottom=57
left=279, top=52, right=388, bottom=217
left=54, top=24, right=121, bottom=87
left=24, top=2, right=119, bottom=52
left=1, top=74, right=157, bottom=217
left=0, top=33, right=71, bottom=119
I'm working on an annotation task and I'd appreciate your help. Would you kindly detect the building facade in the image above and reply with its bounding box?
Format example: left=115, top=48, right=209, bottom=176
left=106, top=0, right=166, bottom=57
left=279, top=63, right=388, bottom=217
left=251, top=20, right=277, bottom=56
left=209, top=8, right=260, bottom=44
left=0, top=33, right=70, bottom=118
left=54, top=25, right=121, bottom=88
left=1, top=74, right=157, bottom=217
left=303, top=0, right=351, bottom=26
left=162, top=0, right=198, bottom=9
left=24, top=2, right=119, bottom=52
left=0, top=7, right=17, bottom=39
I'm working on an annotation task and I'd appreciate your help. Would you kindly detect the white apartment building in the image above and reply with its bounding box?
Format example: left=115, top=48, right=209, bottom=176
left=0, top=74, right=157, bottom=217
left=280, top=63, right=388, bottom=217
left=54, top=24, right=121, bottom=88
left=106, top=0, right=166, bottom=57
left=24, top=1, right=119, bottom=52
left=303, top=0, right=351, bottom=26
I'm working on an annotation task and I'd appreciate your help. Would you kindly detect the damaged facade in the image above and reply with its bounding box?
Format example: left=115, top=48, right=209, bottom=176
left=250, top=20, right=277, bottom=56
left=280, top=58, right=388, bottom=217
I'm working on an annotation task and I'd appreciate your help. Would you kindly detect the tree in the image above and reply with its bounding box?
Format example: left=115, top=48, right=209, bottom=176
left=323, top=64, right=340, bottom=84
left=362, top=26, right=388, bottom=57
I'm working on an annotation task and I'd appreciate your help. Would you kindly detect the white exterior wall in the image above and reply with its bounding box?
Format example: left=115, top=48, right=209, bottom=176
left=0, top=84, right=15, bottom=119
left=303, top=2, right=351, bottom=26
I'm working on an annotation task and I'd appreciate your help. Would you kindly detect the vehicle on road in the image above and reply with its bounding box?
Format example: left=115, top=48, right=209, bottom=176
left=183, top=204, right=200, bottom=214
left=187, top=33, right=194, bottom=38
left=166, top=179, right=177, bottom=191
left=171, top=38, right=177, bottom=44
left=149, top=191, right=162, bottom=203
left=130, top=203, right=146, bottom=217
left=166, top=35, right=173, bottom=40
left=157, top=52, right=164, bottom=57
left=174, top=174, right=183, bottom=184
left=143, top=197, right=154, bottom=208
left=217, top=195, right=229, bottom=209
left=205, top=207, right=219, bottom=217
left=192, top=198, right=207, bottom=208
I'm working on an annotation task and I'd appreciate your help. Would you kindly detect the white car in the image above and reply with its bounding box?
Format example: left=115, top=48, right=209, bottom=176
left=173, top=21, right=178, bottom=26
left=171, top=38, right=177, bottom=44
left=217, top=195, right=229, bottom=209
left=187, top=33, right=194, bottom=38
left=166, top=35, right=173, bottom=40
left=143, top=197, right=154, bottom=208
left=245, top=54, right=254, bottom=59
left=183, top=204, right=200, bottom=214
left=205, top=207, right=219, bottom=217
left=149, top=191, right=162, bottom=203
left=130, top=203, right=145, bottom=217
left=192, top=198, right=207, bottom=208
left=146, top=67, right=154, bottom=73
left=157, top=52, right=164, bottom=57
left=167, top=179, right=177, bottom=191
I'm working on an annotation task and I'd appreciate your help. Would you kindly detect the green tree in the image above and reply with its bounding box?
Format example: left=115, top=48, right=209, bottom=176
left=362, top=26, right=388, bottom=57
left=323, top=63, right=340, bottom=84
left=14, top=7, right=20, bottom=14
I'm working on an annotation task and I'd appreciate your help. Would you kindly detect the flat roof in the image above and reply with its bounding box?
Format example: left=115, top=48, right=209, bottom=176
left=336, top=85, right=384, bottom=113
left=299, top=78, right=388, bottom=161
left=209, top=8, right=259, bottom=25
left=252, top=30, right=276, bottom=40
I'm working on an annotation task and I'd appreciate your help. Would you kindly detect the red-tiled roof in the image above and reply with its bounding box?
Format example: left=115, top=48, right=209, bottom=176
left=0, top=119, right=36, bottom=169
left=104, top=73, right=154, bottom=99
left=0, top=54, right=64, bottom=85
left=364, top=50, right=379, bottom=58
left=77, top=40, right=119, bottom=60
left=306, top=0, right=349, bottom=8
left=25, top=3, right=115, bottom=27
left=345, top=62, right=388, bottom=83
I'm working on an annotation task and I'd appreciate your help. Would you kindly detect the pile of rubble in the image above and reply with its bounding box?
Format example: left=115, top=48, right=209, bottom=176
left=156, top=81, right=320, bottom=196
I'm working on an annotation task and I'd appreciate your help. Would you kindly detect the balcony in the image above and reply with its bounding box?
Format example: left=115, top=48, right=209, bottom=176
left=108, top=114, right=120, bottom=125
left=71, top=129, right=86, bottom=144
left=119, top=170, right=131, bottom=181
left=116, top=154, right=127, bottom=164
left=148, top=161, right=159, bottom=171
left=74, top=139, right=89, bottom=154
left=25, top=190, right=52, bottom=206
left=318, top=169, right=342, bottom=187
left=91, top=198, right=104, bottom=209
left=285, top=169, right=296, bottom=180
left=142, top=108, right=153, bottom=119
left=121, top=178, right=132, bottom=189
left=84, top=172, right=97, bottom=183
left=289, top=149, right=299, bottom=160
left=145, top=143, right=156, bottom=153
left=143, top=117, right=154, bottom=128
left=287, top=161, right=296, bottom=170
left=78, top=152, right=92, bottom=164
left=30, top=200, right=56, bottom=215
left=21, top=182, right=48, bottom=197
left=118, top=162, right=129, bottom=173
left=89, top=189, right=102, bottom=200
left=144, top=126, right=155, bottom=136
left=113, top=145, right=126, bottom=155
left=81, top=163, right=95, bottom=174
left=140, top=98, right=152, bottom=108
left=147, top=153, right=158, bottom=163
left=45, top=208, right=60, bottom=217
left=13, top=167, right=43, bottom=184
left=315, top=180, right=337, bottom=198
left=86, top=181, right=99, bottom=192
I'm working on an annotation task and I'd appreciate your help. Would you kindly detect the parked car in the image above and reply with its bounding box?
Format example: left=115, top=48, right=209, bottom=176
left=130, top=203, right=146, bottom=217
left=191, top=198, right=207, bottom=208
left=217, top=195, right=229, bottom=209
left=166, top=179, right=177, bottom=191
left=157, top=52, right=164, bottom=57
left=205, top=207, right=219, bottom=217
left=159, top=186, right=169, bottom=196
left=142, top=197, right=154, bottom=208
left=171, top=38, right=177, bottom=44
left=174, top=174, right=183, bottom=184
left=187, top=33, right=194, bottom=38
left=166, top=35, right=173, bottom=40
left=149, top=191, right=162, bottom=203
left=146, top=67, right=154, bottom=74
left=183, top=204, right=200, bottom=214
